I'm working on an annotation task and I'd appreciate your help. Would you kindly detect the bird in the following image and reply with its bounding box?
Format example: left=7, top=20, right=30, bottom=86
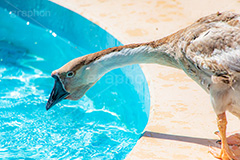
left=46, top=11, right=240, bottom=160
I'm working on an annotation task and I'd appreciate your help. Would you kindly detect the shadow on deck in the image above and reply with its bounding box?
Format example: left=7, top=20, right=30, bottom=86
left=142, top=131, right=219, bottom=147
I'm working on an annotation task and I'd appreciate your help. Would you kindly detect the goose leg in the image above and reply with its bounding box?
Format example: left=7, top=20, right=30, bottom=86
left=210, top=112, right=238, bottom=160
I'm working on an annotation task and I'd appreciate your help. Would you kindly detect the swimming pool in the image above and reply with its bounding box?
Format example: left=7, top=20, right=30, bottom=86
left=0, top=0, right=150, bottom=159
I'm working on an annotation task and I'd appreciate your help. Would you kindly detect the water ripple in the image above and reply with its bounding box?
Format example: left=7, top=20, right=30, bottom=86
left=0, top=41, right=140, bottom=159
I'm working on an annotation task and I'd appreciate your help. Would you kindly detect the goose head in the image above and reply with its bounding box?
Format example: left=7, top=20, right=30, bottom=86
left=45, top=44, right=156, bottom=110
left=45, top=55, right=98, bottom=110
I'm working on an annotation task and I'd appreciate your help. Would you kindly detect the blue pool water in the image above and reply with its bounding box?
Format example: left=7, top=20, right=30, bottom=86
left=0, top=1, right=150, bottom=159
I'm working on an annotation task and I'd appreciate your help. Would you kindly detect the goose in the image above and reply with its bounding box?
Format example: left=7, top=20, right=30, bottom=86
left=46, top=11, right=240, bottom=160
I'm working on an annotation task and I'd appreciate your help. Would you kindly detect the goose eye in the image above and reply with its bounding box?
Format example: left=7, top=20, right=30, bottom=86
left=66, top=71, right=74, bottom=78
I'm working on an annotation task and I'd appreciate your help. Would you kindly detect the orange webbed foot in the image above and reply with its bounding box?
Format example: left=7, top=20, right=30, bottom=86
left=209, top=131, right=240, bottom=160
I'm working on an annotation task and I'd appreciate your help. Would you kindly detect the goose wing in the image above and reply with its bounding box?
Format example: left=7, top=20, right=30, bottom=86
left=180, top=12, right=240, bottom=78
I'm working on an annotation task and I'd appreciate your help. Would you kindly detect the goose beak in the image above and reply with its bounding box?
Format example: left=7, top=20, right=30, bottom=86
left=46, top=75, right=70, bottom=111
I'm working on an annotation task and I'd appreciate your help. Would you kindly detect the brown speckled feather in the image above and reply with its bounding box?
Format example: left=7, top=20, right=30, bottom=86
left=175, top=12, right=240, bottom=74
left=154, top=11, right=240, bottom=89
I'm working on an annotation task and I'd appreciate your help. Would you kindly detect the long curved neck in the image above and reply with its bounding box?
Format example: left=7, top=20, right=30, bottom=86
left=85, top=42, right=179, bottom=80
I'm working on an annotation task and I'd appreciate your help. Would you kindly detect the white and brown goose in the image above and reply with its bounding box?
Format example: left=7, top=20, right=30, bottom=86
left=46, top=12, right=240, bottom=160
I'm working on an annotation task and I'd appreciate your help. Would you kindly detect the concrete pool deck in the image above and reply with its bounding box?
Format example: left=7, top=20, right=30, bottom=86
left=51, top=0, right=240, bottom=159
